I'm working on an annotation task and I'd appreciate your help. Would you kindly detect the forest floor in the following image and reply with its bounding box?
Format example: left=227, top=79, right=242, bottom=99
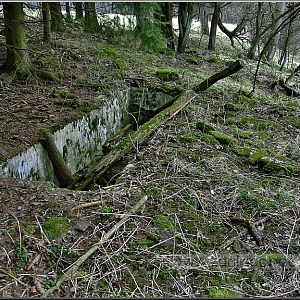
left=0, top=21, right=300, bottom=298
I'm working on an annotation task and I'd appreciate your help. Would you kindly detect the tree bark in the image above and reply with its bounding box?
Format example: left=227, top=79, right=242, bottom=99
left=73, top=2, right=84, bottom=20
left=200, top=5, right=210, bottom=35
left=177, top=2, right=194, bottom=54
left=161, top=2, right=175, bottom=50
left=208, top=2, right=220, bottom=51
left=42, top=2, right=51, bottom=42
left=2, top=2, right=31, bottom=76
left=264, top=2, right=285, bottom=61
left=71, top=60, right=244, bottom=190
left=84, top=2, right=99, bottom=32
left=50, top=3, right=65, bottom=32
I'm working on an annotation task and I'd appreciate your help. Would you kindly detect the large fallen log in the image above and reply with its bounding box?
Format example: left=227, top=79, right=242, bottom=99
left=71, top=60, right=244, bottom=190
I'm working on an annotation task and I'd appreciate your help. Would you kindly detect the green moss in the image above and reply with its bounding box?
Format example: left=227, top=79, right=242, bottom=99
left=200, top=134, right=220, bottom=145
left=158, top=48, right=175, bottom=55
left=248, top=148, right=268, bottom=165
left=113, top=58, right=127, bottom=69
left=155, top=69, right=179, bottom=81
left=179, top=134, right=198, bottom=143
left=232, top=129, right=253, bottom=139
left=207, top=55, right=222, bottom=65
left=285, top=115, right=300, bottom=128
left=42, top=217, right=69, bottom=240
left=224, top=103, right=244, bottom=111
left=153, top=213, right=176, bottom=233
left=51, top=89, right=78, bottom=99
left=186, top=56, right=198, bottom=64
left=208, top=287, right=238, bottom=298
left=258, top=156, right=300, bottom=175
left=196, top=121, right=215, bottom=133
left=238, top=95, right=257, bottom=106
left=227, top=116, right=282, bottom=131
left=257, top=251, right=285, bottom=266
left=210, top=131, right=237, bottom=145
left=234, top=146, right=253, bottom=157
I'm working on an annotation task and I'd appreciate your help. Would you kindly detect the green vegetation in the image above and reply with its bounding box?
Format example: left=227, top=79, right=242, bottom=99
left=155, top=69, right=179, bottom=81
left=42, top=217, right=70, bottom=240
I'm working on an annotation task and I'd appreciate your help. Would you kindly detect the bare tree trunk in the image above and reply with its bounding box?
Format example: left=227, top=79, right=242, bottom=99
left=200, top=5, right=210, bottom=35
left=161, top=2, right=175, bottom=50
left=65, top=2, right=72, bottom=23
left=42, top=2, right=51, bottom=42
left=177, top=2, right=194, bottom=54
left=84, top=2, right=99, bottom=32
left=73, top=2, right=84, bottom=20
left=208, top=2, right=220, bottom=51
left=2, top=2, right=31, bottom=77
left=247, top=2, right=263, bottom=59
left=279, top=21, right=292, bottom=70
left=50, top=3, right=65, bottom=32
left=264, top=2, right=286, bottom=61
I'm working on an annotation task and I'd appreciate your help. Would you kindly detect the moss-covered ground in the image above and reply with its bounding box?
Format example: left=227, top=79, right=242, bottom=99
left=0, top=15, right=300, bottom=298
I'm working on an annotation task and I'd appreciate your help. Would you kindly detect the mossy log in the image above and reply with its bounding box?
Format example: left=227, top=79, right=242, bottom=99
left=72, top=60, right=244, bottom=190
left=39, top=129, right=73, bottom=188
left=192, top=60, right=243, bottom=93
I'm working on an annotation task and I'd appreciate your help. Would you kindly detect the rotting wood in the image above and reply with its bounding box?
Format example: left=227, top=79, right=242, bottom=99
left=70, top=60, right=244, bottom=191
left=41, top=195, right=148, bottom=298
left=39, top=129, right=73, bottom=188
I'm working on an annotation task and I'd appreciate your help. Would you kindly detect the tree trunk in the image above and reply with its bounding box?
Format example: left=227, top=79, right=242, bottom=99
left=161, top=2, right=175, bottom=50
left=264, top=2, right=285, bottom=61
left=200, top=5, right=210, bottom=35
left=279, top=21, right=292, bottom=70
left=177, top=2, right=194, bottom=54
left=2, top=2, right=31, bottom=77
left=65, top=2, right=72, bottom=23
left=208, top=2, right=220, bottom=51
left=247, top=3, right=263, bottom=59
left=73, top=2, right=84, bottom=20
left=42, top=2, right=51, bottom=42
left=84, top=2, right=99, bottom=32
left=50, top=3, right=65, bottom=32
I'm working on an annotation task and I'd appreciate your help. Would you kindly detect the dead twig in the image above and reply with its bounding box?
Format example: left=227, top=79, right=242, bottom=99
left=70, top=198, right=113, bottom=212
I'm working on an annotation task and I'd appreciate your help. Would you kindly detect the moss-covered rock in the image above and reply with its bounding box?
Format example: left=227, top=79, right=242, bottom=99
left=186, top=56, right=198, bottom=64
left=207, top=55, right=222, bottom=65
left=210, top=130, right=237, bottom=145
left=248, top=149, right=268, bottom=165
left=224, top=102, right=244, bottom=111
left=234, top=146, right=253, bottom=157
left=196, top=121, right=216, bottom=133
left=200, top=134, right=220, bottom=145
left=155, top=69, right=179, bottom=81
left=42, top=217, right=69, bottom=240
left=227, top=116, right=282, bottom=130
left=258, top=156, right=300, bottom=175
left=50, top=89, right=77, bottom=99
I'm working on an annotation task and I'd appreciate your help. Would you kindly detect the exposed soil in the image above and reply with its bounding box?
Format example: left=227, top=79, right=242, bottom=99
left=1, top=19, right=300, bottom=298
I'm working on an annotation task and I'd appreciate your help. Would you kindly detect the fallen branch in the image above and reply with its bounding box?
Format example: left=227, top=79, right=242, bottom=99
left=70, top=198, right=113, bottom=212
left=41, top=195, right=148, bottom=298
